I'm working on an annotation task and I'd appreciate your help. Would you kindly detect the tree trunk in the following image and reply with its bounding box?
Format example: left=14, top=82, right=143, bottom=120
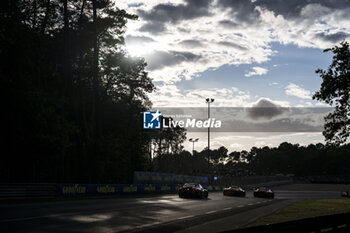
left=32, top=0, right=37, bottom=29
left=89, top=0, right=100, bottom=183
left=40, top=0, right=51, bottom=34
left=60, top=0, right=70, bottom=181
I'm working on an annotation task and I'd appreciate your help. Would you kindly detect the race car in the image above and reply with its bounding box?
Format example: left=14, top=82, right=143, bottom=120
left=253, top=187, right=274, bottom=198
left=179, top=183, right=208, bottom=198
left=341, top=191, right=350, bottom=197
left=223, top=186, right=246, bottom=197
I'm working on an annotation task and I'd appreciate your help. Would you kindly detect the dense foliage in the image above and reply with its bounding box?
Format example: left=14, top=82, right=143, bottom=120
left=1, top=0, right=156, bottom=183
left=313, top=41, right=350, bottom=145
left=154, top=143, right=350, bottom=178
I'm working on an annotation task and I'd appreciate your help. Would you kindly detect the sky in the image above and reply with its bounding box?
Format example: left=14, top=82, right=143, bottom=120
left=117, top=0, right=350, bottom=152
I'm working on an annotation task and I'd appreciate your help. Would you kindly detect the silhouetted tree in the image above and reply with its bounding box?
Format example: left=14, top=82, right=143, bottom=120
left=229, top=151, right=241, bottom=163
left=313, top=41, right=350, bottom=145
left=0, top=0, right=160, bottom=183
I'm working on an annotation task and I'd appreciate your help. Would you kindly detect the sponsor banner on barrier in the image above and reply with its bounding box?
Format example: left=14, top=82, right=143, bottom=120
left=56, top=183, right=223, bottom=197
left=143, top=184, right=156, bottom=192
left=57, top=184, right=120, bottom=196
left=122, top=185, right=138, bottom=193
left=61, top=184, right=87, bottom=195
left=97, top=184, right=116, bottom=194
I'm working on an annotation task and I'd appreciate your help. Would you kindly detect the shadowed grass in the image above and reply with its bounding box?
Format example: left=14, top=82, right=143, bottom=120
left=250, top=199, right=350, bottom=226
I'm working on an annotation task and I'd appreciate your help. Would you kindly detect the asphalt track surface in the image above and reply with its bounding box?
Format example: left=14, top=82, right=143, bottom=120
left=0, top=190, right=343, bottom=233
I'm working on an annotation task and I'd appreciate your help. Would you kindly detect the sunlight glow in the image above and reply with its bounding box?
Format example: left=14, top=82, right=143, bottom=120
left=126, top=44, right=155, bottom=57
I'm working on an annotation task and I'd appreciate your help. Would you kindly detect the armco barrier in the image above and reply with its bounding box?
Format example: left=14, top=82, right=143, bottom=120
left=56, top=184, right=224, bottom=197
left=0, top=183, right=56, bottom=200
left=220, top=212, right=350, bottom=233
left=0, top=183, right=224, bottom=199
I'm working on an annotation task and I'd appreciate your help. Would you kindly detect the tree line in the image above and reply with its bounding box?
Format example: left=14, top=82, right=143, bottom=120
left=153, top=142, right=350, bottom=178
left=1, top=0, right=169, bottom=183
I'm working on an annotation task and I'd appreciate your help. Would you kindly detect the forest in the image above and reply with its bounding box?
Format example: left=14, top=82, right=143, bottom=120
left=153, top=142, right=350, bottom=179
left=1, top=0, right=177, bottom=183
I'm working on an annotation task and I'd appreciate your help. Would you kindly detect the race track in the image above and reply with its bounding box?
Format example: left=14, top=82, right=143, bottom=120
left=0, top=189, right=343, bottom=233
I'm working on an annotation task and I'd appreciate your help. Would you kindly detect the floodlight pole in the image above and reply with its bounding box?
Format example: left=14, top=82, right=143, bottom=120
left=189, top=138, right=199, bottom=155
left=206, top=98, right=214, bottom=175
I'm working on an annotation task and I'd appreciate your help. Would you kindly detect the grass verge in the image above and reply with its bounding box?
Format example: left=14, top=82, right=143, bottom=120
left=250, top=199, right=350, bottom=226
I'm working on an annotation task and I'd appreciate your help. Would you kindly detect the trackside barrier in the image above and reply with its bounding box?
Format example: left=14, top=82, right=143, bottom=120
left=220, top=212, right=350, bottom=233
left=0, top=183, right=56, bottom=200
left=56, top=184, right=225, bottom=197
left=0, top=183, right=225, bottom=199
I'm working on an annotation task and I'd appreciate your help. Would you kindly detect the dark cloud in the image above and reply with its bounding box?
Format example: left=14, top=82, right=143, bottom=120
left=138, top=0, right=212, bottom=33
left=255, top=0, right=350, bottom=18
left=218, top=41, right=247, bottom=50
left=137, top=0, right=350, bottom=33
left=246, top=98, right=289, bottom=120
left=125, top=35, right=155, bottom=45
left=217, top=0, right=350, bottom=24
left=179, top=39, right=203, bottom=48
left=218, top=20, right=239, bottom=28
left=217, top=0, right=260, bottom=23
left=138, top=0, right=212, bottom=23
left=315, top=31, right=350, bottom=43
left=139, top=21, right=166, bottom=34
left=254, top=0, right=309, bottom=18
left=144, top=50, right=202, bottom=70
left=177, top=27, right=191, bottom=33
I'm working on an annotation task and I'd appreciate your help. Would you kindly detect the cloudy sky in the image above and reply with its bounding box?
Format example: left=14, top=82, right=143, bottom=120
left=117, top=0, right=350, bottom=151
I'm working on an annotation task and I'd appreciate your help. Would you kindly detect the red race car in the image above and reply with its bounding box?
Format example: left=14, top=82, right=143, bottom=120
left=223, top=186, right=246, bottom=197
left=179, top=183, right=208, bottom=198
left=341, top=191, right=350, bottom=197
left=253, top=187, right=274, bottom=199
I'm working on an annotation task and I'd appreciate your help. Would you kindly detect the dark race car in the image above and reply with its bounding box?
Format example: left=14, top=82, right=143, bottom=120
left=253, top=187, right=274, bottom=199
left=223, top=186, right=246, bottom=197
left=179, top=183, right=208, bottom=198
left=341, top=191, right=350, bottom=198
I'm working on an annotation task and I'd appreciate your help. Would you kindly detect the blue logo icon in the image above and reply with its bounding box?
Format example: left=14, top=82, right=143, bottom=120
left=143, top=110, right=161, bottom=129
